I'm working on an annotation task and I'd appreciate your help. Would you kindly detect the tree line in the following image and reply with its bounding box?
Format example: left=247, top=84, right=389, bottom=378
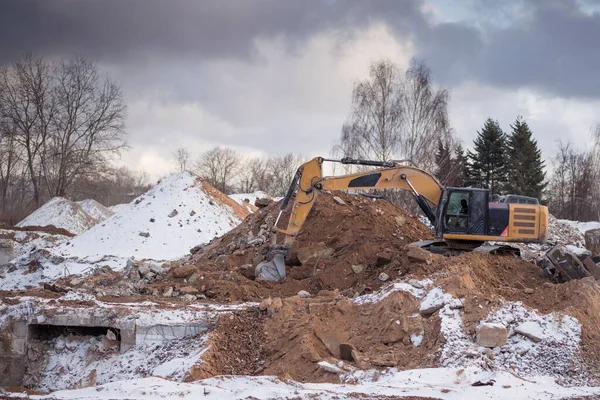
left=333, top=58, right=599, bottom=222
left=0, top=54, right=148, bottom=223
left=172, top=146, right=305, bottom=197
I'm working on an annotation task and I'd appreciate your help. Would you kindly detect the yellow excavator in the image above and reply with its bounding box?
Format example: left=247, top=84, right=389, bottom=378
left=257, top=157, right=549, bottom=279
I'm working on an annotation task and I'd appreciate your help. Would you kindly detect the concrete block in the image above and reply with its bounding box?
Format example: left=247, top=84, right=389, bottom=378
left=477, top=323, right=508, bottom=348
left=0, top=355, right=25, bottom=386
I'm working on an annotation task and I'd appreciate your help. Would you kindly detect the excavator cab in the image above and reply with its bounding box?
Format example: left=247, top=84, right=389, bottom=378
left=435, top=188, right=489, bottom=237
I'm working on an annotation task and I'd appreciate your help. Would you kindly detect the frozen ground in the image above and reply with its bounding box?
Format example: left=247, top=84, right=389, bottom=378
left=18, top=367, right=600, bottom=400
left=76, top=199, right=114, bottom=223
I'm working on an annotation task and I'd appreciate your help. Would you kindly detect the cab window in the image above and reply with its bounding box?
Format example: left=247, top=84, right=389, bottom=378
left=445, top=191, right=469, bottom=232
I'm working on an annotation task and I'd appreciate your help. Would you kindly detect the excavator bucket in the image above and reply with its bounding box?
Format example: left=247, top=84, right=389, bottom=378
left=255, top=254, right=286, bottom=281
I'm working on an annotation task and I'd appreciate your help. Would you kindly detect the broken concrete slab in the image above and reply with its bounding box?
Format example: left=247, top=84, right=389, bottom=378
left=546, top=245, right=592, bottom=281
left=515, top=321, right=544, bottom=342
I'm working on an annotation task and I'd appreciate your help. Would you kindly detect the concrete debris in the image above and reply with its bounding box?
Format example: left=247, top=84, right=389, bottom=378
left=333, top=196, right=346, bottom=206
left=407, top=246, right=433, bottom=264
left=476, top=323, right=508, bottom=348
left=351, top=264, right=365, bottom=274
left=378, top=272, right=390, bottom=282
left=163, top=286, right=173, bottom=297
left=106, top=330, right=117, bottom=341
left=139, top=232, right=150, bottom=238
left=168, top=209, right=178, bottom=218
left=514, top=321, right=545, bottom=342
left=297, top=290, right=311, bottom=298
left=585, top=229, right=600, bottom=258
left=376, top=249, right=393, bottom=266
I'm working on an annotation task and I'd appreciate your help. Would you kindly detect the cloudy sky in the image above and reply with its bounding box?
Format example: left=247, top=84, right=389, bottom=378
left=1, top=0, right=599, bottom=179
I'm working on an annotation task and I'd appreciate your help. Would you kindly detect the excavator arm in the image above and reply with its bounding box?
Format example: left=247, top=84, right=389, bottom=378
left=275, top=157, right=443, bottom=245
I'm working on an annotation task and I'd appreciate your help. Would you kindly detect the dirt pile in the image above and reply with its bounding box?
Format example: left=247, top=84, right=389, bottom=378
left=180, top=192, right=433, bottom=301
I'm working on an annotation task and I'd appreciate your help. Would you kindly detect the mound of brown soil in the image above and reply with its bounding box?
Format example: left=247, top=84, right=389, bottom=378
left=180, top=192, right=433, bottom=302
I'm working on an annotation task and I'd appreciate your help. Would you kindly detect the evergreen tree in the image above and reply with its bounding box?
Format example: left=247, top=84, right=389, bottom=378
left=465, top=118, right=507, bottom=194
left=505, top=116, right=546, bottom=199
left=452, top=144, right=466, bottom=187
left=434, top=138, right=452, bottom=183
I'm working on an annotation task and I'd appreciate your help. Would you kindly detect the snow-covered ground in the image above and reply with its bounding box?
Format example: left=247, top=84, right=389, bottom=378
left=16, top=197, right=97, bottom=234
left=56, top=172, right=243, bottom=260
left=24, top=367, right=600, bottom=400
left=558, top=219, right=600, bottom=234
left=76, top=199, right=114, bottom=223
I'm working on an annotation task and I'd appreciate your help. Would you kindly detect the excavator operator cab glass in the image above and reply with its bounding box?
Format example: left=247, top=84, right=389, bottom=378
left=445, top=191, right=469, bottom=232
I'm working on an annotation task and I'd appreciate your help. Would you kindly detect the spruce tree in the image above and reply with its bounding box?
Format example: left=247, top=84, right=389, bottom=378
left=505, top=116, right=546, bottom=199
left=465, top=118, right=507, bottom=194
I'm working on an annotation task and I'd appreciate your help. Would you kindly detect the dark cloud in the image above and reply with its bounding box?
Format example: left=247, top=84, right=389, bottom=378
left=0, top=0, right=425, bottom=63
left=1, top=0, right=600, bottom=99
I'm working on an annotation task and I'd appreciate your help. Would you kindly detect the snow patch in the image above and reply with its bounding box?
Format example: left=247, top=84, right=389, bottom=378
left=17, top=197, right=97, bottom=234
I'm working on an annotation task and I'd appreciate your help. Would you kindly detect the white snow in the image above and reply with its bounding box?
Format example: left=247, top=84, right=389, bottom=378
left=109, top=204, right=128, bottom=213
left=565, top=244, right=591, bottom=256
left=54, top=172, right=243, bottom=261
left=229, top=191, right=272, bottom=210
left=558, top=219, right=600, bottom=234
left=28, top=367, right=600, bottom=400
left=76, top=199, right=114, bottom=222
left=353, top=279, right=432, bottom=304
left=16, top=197, right=97, bottom=234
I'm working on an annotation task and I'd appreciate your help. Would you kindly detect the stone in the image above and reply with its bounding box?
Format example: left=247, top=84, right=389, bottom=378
left=137, top=263, right=151, bottom=276
left=476, top=323, right=508, bottom=348
left=189, top=273, right=199, bottom=284
left=333, top=196, right=346, bottom=206
left=524, top=288, right=534, bottom=294
left=585, top=229, right=600, bottom=258
left=408, top=279, right=424, bottom=289
left=172, top=265, right=196, bottom=279
left=297, top=243, right=334, bottom=265
left=407, top=246, right=433, bottom=264
left=395, top=215, right=406, bottom=225
left=378, top=272, right=389, bottom=282
left=168, top=209, right=178, bottom=217
left=259, top=297, right=273, bottom=311
left=182, top=294, right=196, bottom=302
left=351, top=264, right=365, bottom=274
left=69, top=278, right=82, bottom=286
left=297, top=290, right=311, bottom=298
left=254, top=198, right=272, bottom=208
left=582, top=256, right=600, bottom=280
left=268, top=297, right=283, bottom=315
left=125, top=259, right=137, bottom=270
left=139, top=232, right=150, bottom=238
left=515, top=321, right=544, bottom=342
left=163, top=287, right=173, bottom=297
left=546, top=245, right=591, bottom=280
left=190, top=244, right=205, bottom=254
left=149, top=264, right=164, bottom=275
left=376, top=249, right=393, bottom=266
left=149, top=218, right=155, bottom=223
left=215, top=254, right=230, bottom=267
left=106, top=330, right=117, bottom=341
left=180, top=286, right=199, bottom=295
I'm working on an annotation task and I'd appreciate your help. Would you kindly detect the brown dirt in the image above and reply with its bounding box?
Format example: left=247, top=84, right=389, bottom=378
left=0, top=224, right=75, bottom=240
left=180, top=192, right=433, bottom=302
left=196, top=176, right=251, bottom=221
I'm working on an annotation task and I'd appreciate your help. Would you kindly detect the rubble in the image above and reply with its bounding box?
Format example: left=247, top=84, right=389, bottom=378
left=476, top=323, right=508, bottom=348
left=585, top=229, right=600, bottom=258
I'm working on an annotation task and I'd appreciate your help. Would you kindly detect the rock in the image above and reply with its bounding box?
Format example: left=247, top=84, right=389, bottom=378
left=254, top=198, right=271, bottom=208
left=298, top=290, right=311, bottom=298
left=268, top=297, right=283, bottom=315
left=125, top=259, right=137, bottom=270
left=378, top=272, right=389, bottom=282
left=139, top=232, right=150, bottom=238
left=180, top=286, right=199, bottom=295
left=215, top=254, right=230, bottom=267
left=259, top=297, right=273, bottom=311
left=408, top=279, right=424, bottom=289
left=582, top=255, right=600, bottom=280
left=172, top=265, right=196, bottom=279
left=106, top=330, right=117, bottom=341
left=189, top=273, right=199, bottom=283
left=163, top=287, right=173, bottom=297
left=395, top=215, right=406, bottom=225
left=318, top=361, right=344, bottom=374
left=419, top=287, right=449, bottom=316
left=297, top=243, right=334, bottom=265
left=190, top=244, right=205, bottom=254
left=585, top=229, right=600, bottom=258
left=476, top=323, right=508, bottom=348
left=190, top=210, right=196, bottom=216
left=168, top=209, right=178, bottom=217
left=351, top=264, right=365, bottom=274
left=149, top=218, right=155, bottom=223
left=407, top=246, right=433, bottom=264
left=182, top=294, right=196, bottom=302
left=137, top=263, right=151, bottom=276
left=524, top=288, right=534, bottom=294
left=333, top=196, right=346, bottom=206
left=149, top=264, right=164, bottom=275
left=376, top=249, right=393, bottom=266
left=69, top=278, right=82, bottom=286
left=515, top=321, right=544, bottom=342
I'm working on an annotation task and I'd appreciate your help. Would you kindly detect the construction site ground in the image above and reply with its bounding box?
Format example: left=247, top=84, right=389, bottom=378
left=2, top=189, right=600, bottom=399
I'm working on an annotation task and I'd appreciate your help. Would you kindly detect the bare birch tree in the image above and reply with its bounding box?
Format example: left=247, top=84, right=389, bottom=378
left=194, top=147, right=241, bottom=193
left=173, top=147, right=190, bottom=172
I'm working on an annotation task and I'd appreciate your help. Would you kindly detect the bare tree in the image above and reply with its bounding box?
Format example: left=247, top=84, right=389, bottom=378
left=0, top=117, right=21, bottom=212
left=194, top=147, right=241, bottom=194
left=334, top=58, right=451, bottom=171
left=0, top=55, right=54, bottom=205
left=47, top=56, right=127, bottom=197
left=269, top=153, right=305, bottom=197
left=173, top=147, right=190, bottom=172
